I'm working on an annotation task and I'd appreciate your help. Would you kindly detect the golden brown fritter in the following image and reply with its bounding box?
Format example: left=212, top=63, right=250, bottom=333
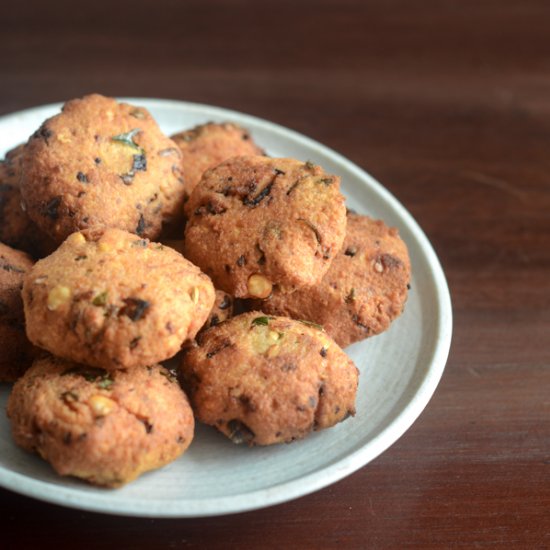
left=0, top=145, right=55, bottom=257
left=7, top=355, right=194, bottom=488
left=184, top=156, right=347, bottom=298
left=180, top=311, right=358, bottom=446
left=23, top=228, right=215, bottom=370
left=0, top=242, right=37, bottom=382
left=20, top=94, right=185, bottom=243
left=171, top=122, right=264, bottom=200
left=255, top=213, right=411, bottom=347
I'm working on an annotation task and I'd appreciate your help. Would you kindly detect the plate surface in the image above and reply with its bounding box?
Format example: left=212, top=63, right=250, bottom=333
left=0, top=99, right=452, bottom=517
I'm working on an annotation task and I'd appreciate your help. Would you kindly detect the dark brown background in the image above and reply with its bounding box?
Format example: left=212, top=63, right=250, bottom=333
left=1, top=1, right=549, bottom=548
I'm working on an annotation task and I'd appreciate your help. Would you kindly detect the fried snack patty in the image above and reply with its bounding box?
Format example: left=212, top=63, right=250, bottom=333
left=256, top=213, right=411, bottom=347
left=20, top=94, right=185, bottom=243
left=171, top=122, right=264, bottom=200
left=23, top=228, right=215, bottom=370
left=7, top=356, right=194, bottom=488
left=184, top=156, right=347, bottom=298
left=0, top=242, right=36, bottom=381
left=202, top=289, right=234, bottom=331
left=181, top=311, right=358, bottom=446
left=0, top=145, right=55, bottom=257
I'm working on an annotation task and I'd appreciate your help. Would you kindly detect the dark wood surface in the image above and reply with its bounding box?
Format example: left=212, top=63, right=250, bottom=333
left=1, top=1, right=549, bottom=548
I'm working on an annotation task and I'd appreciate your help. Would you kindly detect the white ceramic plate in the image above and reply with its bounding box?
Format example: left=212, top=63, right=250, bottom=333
left=0, top=99, right=452, bottom=517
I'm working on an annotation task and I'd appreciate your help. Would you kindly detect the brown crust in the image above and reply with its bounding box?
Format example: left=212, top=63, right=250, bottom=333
left=255, top=213, right=411, bottom=347
left=7, top=355, right=194, bottom=487
left=0, top=145, right=56, bottom=257
left=20, top=94, right=185, bottom=243
left=0, top=242, right=37, bottom=381
left=180, top=311, right=358, bottom=446
left=22, top=228, right=215, bottom=370
left=183, top=156, right=347, bottom=297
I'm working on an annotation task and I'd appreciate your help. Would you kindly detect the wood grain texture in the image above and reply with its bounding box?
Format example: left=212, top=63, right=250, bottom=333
left=1, top=0, right=549, bottom=548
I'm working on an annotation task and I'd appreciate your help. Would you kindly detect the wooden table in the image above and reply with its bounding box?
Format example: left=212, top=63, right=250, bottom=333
left=1, top=1, right=549, bottom=547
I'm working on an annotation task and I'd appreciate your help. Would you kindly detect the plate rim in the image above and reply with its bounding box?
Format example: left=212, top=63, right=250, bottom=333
left=0, top=98, right=452, bottom=517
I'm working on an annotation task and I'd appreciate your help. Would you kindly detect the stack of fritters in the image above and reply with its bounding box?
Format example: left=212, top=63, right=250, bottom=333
left=0, top=93, right=410, bottom=489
